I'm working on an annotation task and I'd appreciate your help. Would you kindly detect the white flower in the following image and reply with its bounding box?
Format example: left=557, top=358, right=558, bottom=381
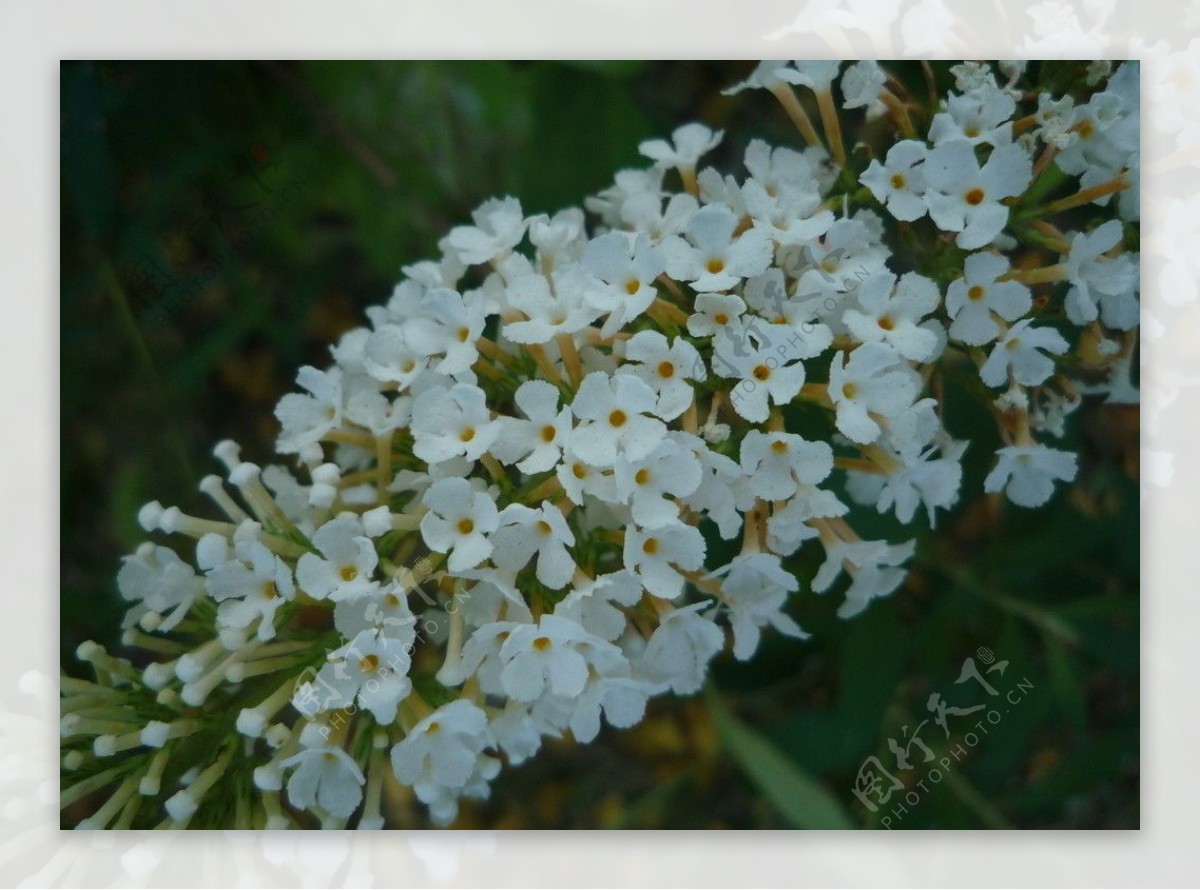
left=950, top=62, right=998, bottom=94
left=334, top=581, right=418, bottom=641
left=206, top=539, right=294, bottom=641
left=1055, top=86, right=1137, bottom=188
left=390, top=700, right=498, bottom=825
left=677, top=433, right=752, bottom=540
left=743, top=138, right=826, bottom=197
left=637, top=602, right=724, bottom=695
left=846, top=405, right=967, bottom=525
left=281, top=746, right=365, bottom=819
left=296, top=515, right=380, bottom=602
left=928, top=87, right=1016, bottom=147
left=363, top=325, right=428, bottom=390
left=924, top=141, right=1032, bottom=249
left=500, top=268, right=601, bottom=344
left=402, top=288, right=488, bottom=376
left=614, top=437, right=702, bottom=528
left=344, top=377, right=411, bottom=437
left=739, top=430, right=833, bottom=501
left=841, top=61, right=887, bottom=115
left=789, top=214, right=889, bottom=291
left=580, top=232, right=666, bottom=337
left=490, top=501, right=577, bottom=589
left=844, top=271, right=942, bottom=361
left=712, top=322, right=808, bottom=424
left=117, top=543, right=204, bottom=631
left=980, top=320, right=1070, bottom=387
left=528, top=207, right=587, bottom=267
left=275, top=366, right=343, bottom=454
left=851, top=447, right=966, bottom=526
left=446, top=196, right=528, bottom=265
left=621, top=191, right=698, bottom=243
left=723, top=61, right=808, bottom=96
left=411, top=383, right=502, bottom=465
left=687, top=292, right=746, bottom=338
left=791, top=60, right=841, bottom=92
left=557, top=446, right=618, bottom=506
left=813, top=537, right=915, bottom=618
left=1035, top=92, right=1080, bottom=150
left=984, top=444, right=1078, bottom=508
left=553, top=570, right=644, bottom=642
left=585, top=167, right=665, bottom=229
left=490, top=380, right=572, bottom=474
left=566, top=673, right=657, bottom=744
left=638, top=122, right=723, bottom=171
left=497, top=614, right=621, bottom=703
left=1064, top=220, right=1139, bottom=329
left=420, top=478, right=500, bottom=572
left=828, top=343, right=922, bottom=444
left=619, top=330, right=704, bottom=420
left=442, top=620, right=517, bottom=694
left=711, top=553, right=806, bottom=660
left=662, top=204, right=773, bottom=292
left=860, top=140, right=929, bottom=222
left=300, top=628, right=412, bottom=724
left=945, top=252, right=1032, bottom=345
left=569, top=371, right=667, bottom=468
left=742, top=270, right=835, bottom=354
left=623, top=523, right=706, bottom=600
left=742, top=177, right=833, bottom=247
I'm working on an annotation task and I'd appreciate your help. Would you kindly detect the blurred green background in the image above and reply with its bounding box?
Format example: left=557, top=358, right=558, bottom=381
left=60, top=61, right=1139, bottom=829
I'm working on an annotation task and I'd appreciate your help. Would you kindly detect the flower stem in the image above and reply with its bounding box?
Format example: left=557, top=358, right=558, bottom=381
left=556, top=333, right=584, bottom=390
left=1001, top=263, right=1068, bottom=285
left=880, top=91, right=917, bottom=139
left=816, top=88, right=847, bottom=168
left=1033, top=173, right=1130, bottom=216
left=769, top=83, right=824, bottom=149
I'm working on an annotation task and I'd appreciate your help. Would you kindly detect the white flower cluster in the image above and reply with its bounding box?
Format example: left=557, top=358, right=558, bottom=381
left=62, top=60, right=1139, bottom=829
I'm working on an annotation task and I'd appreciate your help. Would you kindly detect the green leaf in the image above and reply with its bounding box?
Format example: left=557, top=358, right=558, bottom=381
left=708, top=688, right=855, bottom=829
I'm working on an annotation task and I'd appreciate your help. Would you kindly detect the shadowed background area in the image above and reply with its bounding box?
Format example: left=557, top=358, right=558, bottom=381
left=60, top=60, right=1139, bottom=829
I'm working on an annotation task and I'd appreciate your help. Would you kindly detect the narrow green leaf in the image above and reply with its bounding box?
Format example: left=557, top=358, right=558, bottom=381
left=708, top=688, right=855, bottom=829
